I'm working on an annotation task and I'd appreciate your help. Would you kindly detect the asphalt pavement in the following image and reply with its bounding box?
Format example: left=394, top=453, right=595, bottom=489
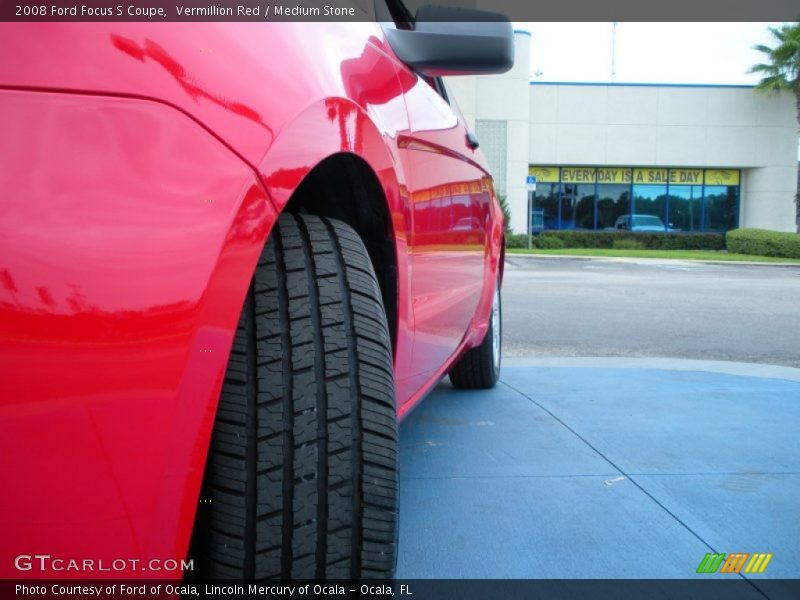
left=501, top=256, right=800, bottom=367
left=397, top=257, right=800, bottom=585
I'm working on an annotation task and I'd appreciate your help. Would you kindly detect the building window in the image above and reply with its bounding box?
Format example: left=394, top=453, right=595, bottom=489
left=528, top=166, right=740, bottom=233
left=561, top=184, right=595, bottom=229
left=632, top=184, right=668, bottom=230
left=667, top=185, right=703, bottom=231
left=533, top=183, right=559, bottom=230
left=704, top=186, right=739, bottom=231
left=475, top=120, right=507, bottom=196
left=597, top=184, right=631, bottom=230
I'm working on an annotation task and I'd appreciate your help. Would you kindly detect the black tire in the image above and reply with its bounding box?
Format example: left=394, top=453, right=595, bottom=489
left=448, top=281, right=501, bottom=390
left=190, top=213, right=398, bottom=580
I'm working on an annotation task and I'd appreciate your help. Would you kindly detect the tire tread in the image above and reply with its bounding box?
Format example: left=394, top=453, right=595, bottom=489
left=192, top=213, right=397, bottom=580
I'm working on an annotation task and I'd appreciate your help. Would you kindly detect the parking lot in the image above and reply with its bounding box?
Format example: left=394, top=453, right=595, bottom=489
left=502, top=256, right=800, bottom=367
left=397, top=257, right=800, bottom=584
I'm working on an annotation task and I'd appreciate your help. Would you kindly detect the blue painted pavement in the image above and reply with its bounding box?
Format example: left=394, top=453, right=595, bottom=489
left=397, top=360, right=800, bottom=582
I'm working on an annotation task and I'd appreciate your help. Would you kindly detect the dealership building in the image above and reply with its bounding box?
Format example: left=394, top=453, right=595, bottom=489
left=445, top=31, right=799, bottom=234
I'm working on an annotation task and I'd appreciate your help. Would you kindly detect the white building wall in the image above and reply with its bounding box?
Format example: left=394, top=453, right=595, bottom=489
left=528, top=83, right=797, bottom=233
left=446, top=30, right=531, bottom=235
left=444, top=76, right=476, bottom=133
left=445, top=34, right=798, bottom=234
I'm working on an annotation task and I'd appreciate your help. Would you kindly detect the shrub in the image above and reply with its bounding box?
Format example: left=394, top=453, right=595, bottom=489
left=612, top=238, right=646, bottom=250
left=505, top=233, right=529, bottom=249
left=537, top=230, right=725, bottom=251
left=726, top=228, right=800, bottom=258
left=504, top=230, right=727, bottom=251
left=497, top=195, right=513, bottom=237
left=534, top=235, right=565, bottom=249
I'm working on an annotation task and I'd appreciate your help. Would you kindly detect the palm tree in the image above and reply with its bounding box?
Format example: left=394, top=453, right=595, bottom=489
left=748, top=23, right=800, bottom=230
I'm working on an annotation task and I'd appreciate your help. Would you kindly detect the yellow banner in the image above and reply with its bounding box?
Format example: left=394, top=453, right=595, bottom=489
left=704, top=169, right=740, bottom=186
left=633, top=168, right=668, bottom=184
left=596, top=168, right=632, bottom=184
left=668, top=169, right=703, bottom=185
left=529, top=166, right=741, bottom=187
left=529, top=166, right=560, bottom=183
left=561, top=167, right=596, bottom=183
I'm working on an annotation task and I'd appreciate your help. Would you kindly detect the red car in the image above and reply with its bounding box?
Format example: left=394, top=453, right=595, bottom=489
left=0, top=2, right=512, bottom=581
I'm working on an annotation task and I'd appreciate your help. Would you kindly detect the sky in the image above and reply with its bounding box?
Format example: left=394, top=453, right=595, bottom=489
left=513, top=23, right=786, bottom=85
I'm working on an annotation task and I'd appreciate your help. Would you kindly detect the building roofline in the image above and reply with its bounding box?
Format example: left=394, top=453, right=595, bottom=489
left=529, top=81, right=755, bottom=89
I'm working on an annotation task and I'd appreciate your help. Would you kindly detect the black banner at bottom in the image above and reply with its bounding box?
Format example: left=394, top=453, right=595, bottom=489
left=3, top=580, right=800, bottom=600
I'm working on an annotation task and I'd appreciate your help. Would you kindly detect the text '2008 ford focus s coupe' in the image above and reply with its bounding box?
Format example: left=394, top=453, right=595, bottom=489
left=0, top=1, right=512, bottom=581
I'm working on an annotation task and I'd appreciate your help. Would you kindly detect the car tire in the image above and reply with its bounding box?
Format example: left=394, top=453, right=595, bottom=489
left=191, top=213, right=398, bottom=580
left=448, top=280, right=501, bottom=389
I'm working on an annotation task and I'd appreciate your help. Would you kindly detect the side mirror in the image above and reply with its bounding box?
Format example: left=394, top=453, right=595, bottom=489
left=383, top=5, right=515, bottom=76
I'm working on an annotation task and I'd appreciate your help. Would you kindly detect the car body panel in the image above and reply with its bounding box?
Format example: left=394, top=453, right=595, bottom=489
left=0, top=88, right=276, bottom=577
left=0, top=22, right=503, bottom=577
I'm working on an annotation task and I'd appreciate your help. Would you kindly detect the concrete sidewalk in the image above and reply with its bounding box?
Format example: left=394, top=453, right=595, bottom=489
left=397, top=359, right=800, bottom=583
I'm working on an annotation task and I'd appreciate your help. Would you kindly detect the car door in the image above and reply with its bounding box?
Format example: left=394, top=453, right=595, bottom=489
left=393, top=65, right=492, bottom=389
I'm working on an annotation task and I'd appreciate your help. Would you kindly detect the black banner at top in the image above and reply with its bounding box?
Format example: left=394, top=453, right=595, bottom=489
left=2, top=0, right=799, bottom=22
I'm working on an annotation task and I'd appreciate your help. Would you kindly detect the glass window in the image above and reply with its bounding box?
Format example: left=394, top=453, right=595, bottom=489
left=666, top=185, right=702, bottom=232
left=596, top=184, right=631, bottom=230
left=632, top=184, right=667, bottom=231
left=576, top=188, right=596, bottom=230
left=704, top=186, right=739, bottom=231
left=533, top=182, right=559, bottom=230
left=561, top=184, right=595, bottom=230
left=528, top=165, right=741, bottom=232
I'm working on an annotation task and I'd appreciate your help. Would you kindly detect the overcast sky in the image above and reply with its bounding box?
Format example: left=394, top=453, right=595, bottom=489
left=513, top=23, right=786, bottom=85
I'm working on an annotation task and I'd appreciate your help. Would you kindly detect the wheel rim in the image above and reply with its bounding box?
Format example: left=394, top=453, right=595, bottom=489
left=491, top=283, right=501, bottom=372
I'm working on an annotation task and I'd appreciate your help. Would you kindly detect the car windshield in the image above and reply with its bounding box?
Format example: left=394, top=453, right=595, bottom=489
left=632, top=215, right=665, bottom=227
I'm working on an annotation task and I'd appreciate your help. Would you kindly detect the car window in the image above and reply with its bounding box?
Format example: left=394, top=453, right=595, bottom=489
left=633, top=216, right=664, bottom=227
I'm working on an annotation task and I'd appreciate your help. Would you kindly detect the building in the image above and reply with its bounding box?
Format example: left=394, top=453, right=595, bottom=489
left=446, top=31, right=799, bottom=234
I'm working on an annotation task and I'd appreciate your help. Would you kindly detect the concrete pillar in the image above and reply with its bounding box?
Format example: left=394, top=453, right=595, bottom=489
left=476, top=31, right=531, bottom=233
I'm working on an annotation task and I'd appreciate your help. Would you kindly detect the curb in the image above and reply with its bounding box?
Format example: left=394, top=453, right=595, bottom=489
left=501, top=356, right=800, bottom=382
left=505, top=252, right=800, bottom=267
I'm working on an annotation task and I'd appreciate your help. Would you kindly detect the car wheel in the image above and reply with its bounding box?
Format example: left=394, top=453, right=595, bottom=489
left=448, top=280, right=501, bottom=389
left=191, top=213, right=397, bottom=580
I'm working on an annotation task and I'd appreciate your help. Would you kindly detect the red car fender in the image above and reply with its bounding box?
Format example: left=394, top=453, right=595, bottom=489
left=0, top=88, right=277, bottom=577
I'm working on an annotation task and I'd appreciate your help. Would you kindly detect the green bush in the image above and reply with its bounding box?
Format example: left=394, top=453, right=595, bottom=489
left=497, top=195, right=513, bottom=237
left=536, top=231, right=726, bottom=251
left=504, top=230, right=727, bottom=251
left=534, top=235, right=565, bottom=249
left=726, top=228, right=800, bottom=258
left=612, top=238, right=646, bottom=250
left=505, top=233, right=529, bottom=249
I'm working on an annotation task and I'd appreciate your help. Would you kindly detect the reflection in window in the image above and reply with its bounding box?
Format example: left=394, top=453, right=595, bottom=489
left=528, top=166, right=741, bottom=233
left=533, top=183, right=559, bottom=230
left=596, top=184, right=631, bottom=230
left=562, top=184, right=595, bottom=230
left=667, top=186, right=702, bottom=232
left=704, top=186, right=739, bottom=231
left=632, top=184, right=667, bottom=231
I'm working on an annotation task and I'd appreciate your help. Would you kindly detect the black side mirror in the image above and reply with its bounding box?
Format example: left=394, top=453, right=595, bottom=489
left=383, top=5, right=514, bottom=76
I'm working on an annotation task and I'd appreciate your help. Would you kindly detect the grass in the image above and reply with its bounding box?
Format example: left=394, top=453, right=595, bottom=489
left=507, top=248, right=800, bottom=263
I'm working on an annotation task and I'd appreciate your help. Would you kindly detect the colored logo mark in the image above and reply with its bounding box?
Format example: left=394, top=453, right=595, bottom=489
left=696, top=552, right=773, bottom=574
